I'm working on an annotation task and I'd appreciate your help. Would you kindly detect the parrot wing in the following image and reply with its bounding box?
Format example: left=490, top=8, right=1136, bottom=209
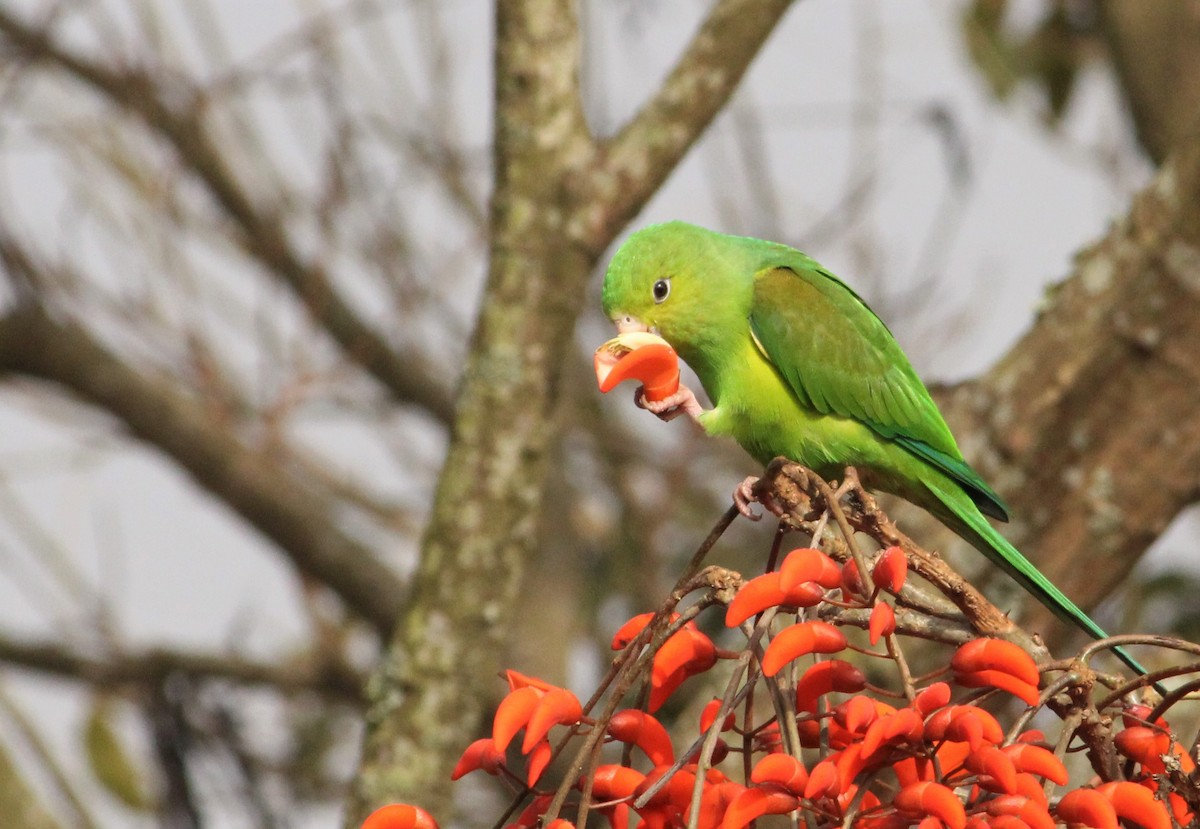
left=749, top=266, right=1009, bottom=521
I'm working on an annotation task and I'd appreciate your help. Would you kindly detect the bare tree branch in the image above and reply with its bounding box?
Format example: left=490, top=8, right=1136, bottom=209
left=0, top=6, right=456, bottom=422
left=0, top=300, right=404, bottom=634
left=0, top=634, right=363, bottom=702
left=576, top=0, right=794, bottom=254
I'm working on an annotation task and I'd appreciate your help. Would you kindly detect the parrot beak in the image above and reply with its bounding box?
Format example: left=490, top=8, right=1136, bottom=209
left=614, top=315, right=650, bottom=334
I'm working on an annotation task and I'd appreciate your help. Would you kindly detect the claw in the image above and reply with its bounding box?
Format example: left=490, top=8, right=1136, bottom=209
left=734, top=477, right=762, bottom=521
left=733, top=476, right=787, bottom=521
left=831, top=467, right=862, bottom=501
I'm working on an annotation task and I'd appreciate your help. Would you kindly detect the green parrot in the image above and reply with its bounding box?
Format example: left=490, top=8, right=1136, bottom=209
left=601, top=220, right=1145, bottom=677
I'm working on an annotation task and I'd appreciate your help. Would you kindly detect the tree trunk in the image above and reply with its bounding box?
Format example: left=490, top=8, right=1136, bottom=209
left=1098, top=0, right=1200, bottom=164
left=348, top=0, right=793, bottom=819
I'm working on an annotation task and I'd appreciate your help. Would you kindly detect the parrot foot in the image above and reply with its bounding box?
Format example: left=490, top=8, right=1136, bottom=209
left=636, top=383, right=703, bottom=422
left=831, top=467, right=862, bottom=501
left=733, top=476, right=783, bottom=522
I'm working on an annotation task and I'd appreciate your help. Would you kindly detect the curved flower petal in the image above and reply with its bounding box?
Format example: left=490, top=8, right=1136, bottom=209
left=779, top=548, right=842, bottom=590
left=1055, top=788, right=1118, bottom=829
left=361, top=804, right=439, bottom=829
left=871, top=546, right=908, bottom=594
left=894, top=782, right=966, bottom=829
left=951, top=639, right=1039, bottom=687
left=761, top=621, right=847, bottom=676
left=607, top=710, right=674, bottom=766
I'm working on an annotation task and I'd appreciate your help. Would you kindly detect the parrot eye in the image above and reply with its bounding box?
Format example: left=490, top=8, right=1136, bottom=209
left=652, top=278, right=671, bottom=303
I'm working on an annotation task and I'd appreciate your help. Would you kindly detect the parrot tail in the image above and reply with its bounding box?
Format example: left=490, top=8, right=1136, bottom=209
left=923, top=475, right=1150, bottom=680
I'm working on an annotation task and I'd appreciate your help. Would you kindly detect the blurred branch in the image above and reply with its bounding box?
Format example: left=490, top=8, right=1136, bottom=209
left=0, top=297, right=404, bottom=634
left=0, top=5, right=456, bottom=422
left=210, top=703, right=288, bottom=828
left=960, top=0, right=1200, bottom=163
left=938, top=137, right=1200, bottom=640
left=396, top=131, right=488, bottom=233
left=0, top=634, right=363, bottom=702
left=149, top=680, right=200, bottom=829
left=578, top=0, right=794, bottom=253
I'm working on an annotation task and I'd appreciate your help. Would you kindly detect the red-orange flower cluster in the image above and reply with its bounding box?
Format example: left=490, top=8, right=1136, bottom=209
left=368, top=542, right=1186, bottom=829
left=454, top=670, right=584, bottom=787
left=611, top=613, right=719, bottom=712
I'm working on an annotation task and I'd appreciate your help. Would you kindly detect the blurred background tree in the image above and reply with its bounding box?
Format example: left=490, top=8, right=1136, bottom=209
left=0, top=1, right=1195, bottom=827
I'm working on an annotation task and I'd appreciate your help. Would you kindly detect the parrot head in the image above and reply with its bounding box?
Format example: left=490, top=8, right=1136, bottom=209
left=601, top=221, right=757, bottom=360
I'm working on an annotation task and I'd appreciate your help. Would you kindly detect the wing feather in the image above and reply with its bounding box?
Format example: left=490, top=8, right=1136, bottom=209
left=749, top=266, right=1009, bottom=521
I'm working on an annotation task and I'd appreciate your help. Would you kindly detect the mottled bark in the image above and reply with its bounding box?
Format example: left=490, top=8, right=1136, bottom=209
left=347, top=1, right=595, bottom=814
left=349, top=0, right=793, bottom=820
left=349, top=1, right=595, bottom=813
left=941, top=140, right=1200, bottom=642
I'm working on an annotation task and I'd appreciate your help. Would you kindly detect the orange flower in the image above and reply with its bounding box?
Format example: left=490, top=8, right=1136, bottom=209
left=1055, top=788, right=1118, bottom=829
left=594, top=333, right=680, bottom=402
left=1095, top=781, right=1172, bottom=829
left=761, top=621, right=847, bottom=676
left=699, top=698, right=736, bottom=733
left=1000, top=744, right=1068, bottom=786
left=606, top=710, right=674, bottom=766
left=951, top=639, right=1041, bottom=705
left=717, top=785, right=798, bottom=829
left=610, top=612, right=658, bottom=650
left=871, top=546, right=908, bottom=594
left=724, top=571, right=824, bottom=626
left=965, top=746, right=1018, bottom=794
left=859, top=707, right=923, bottom=760
left=794, top=659, right=866, bottom=707
left=749, top=754, right=808, bottom=795
left=649, top=624, right=717, bottom=711
left=778, top=547, right=842, bottom=591
left=955, top=668, right=1040, bottom=707
left=450, top=738, right=505, bottom=780
left=893, top=782, right=966, bottom=829
left=925, top=706, right=1003, bottom=751
left=361, top=804, right=438, bottom=829
left=492, top=678, right=582, bottom=753
left=985, top=794, right=1054, bottom=829
left=868, top=601, right=896, bottom=645
left=588, top=765, right=645, bottom=802
left=912, top=682, right=951, bottom=716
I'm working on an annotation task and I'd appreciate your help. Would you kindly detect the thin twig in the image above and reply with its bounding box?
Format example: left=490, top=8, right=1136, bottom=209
left=883, top=633, right=917, bottom=703
left=541, top=508, right=740, bottom=824
left=813, top=475, right=876, bottom=598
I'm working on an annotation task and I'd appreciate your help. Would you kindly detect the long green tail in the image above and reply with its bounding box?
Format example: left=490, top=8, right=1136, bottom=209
left=924, top=475, right=1149, bottom=679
